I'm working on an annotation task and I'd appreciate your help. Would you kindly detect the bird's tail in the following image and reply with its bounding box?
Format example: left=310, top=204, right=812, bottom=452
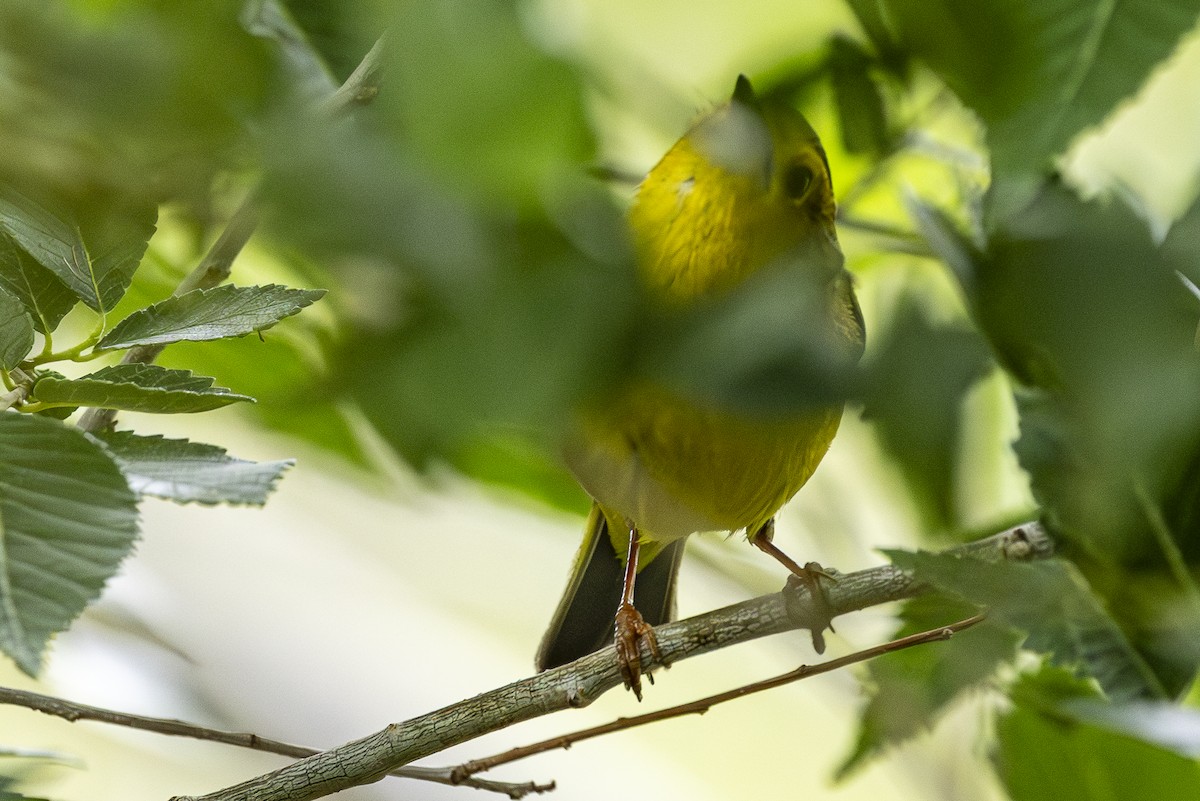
left=536, top=503, right=685, bottom=671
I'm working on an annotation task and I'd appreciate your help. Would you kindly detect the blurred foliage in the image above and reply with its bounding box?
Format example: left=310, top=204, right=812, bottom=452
left=996, top=665, right=1200, bottom=801
left=0, top=0, right=1199, bottom=798
left=839, top=592, right=1022, bottom=776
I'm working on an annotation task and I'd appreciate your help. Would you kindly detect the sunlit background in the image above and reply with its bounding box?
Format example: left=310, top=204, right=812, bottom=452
left=2, top=0, right=1200, bottom=799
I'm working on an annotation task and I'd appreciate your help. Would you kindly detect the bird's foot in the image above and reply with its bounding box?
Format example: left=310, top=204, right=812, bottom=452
left=784, top=562, right=838, bottom=654
left=614, top=602, right=660, bottom=701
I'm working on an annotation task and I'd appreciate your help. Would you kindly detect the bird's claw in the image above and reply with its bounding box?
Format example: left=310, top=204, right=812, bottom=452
left=614, top=602, right=659, bottom=701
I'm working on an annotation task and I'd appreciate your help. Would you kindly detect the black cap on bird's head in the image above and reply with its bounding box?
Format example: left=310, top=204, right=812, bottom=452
left=688, top=74, right=831, bottom=194
left=729, top=74, right=830, bottom=186
left=732, top=74, right=763, bottom=113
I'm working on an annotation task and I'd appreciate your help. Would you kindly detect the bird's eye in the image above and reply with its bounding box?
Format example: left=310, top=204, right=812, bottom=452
left=782, top=163, right=814, bottom=202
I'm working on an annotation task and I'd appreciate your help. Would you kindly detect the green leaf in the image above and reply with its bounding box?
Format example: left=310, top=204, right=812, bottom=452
left=861, top=290, right=993, bottom=529
left=844, top=0, right=902, bottom=62
left=241, top=0, right=340, bottom=108
left=946, top=183, right=1200, bottom=541
left=1162, top=191, right=1200, bottom=288
left=996, top=665, right=1200, bottom=801
left=1064, top=698, right=1200, bottom=760
left=384, top=0, right=593, bottom=205
left=0, top=186, right=156, bottom=314
left=0, top=185, right=94, bottom=309
left=0, top=234, right=77, bottom=335
left=0, top=414, right=139, bottom=676
left=905, top=196, right=982, bottom=296
left=344, top=219, right=636, bottom=467
left=887, top=550, right=1169, bottom=701
left=96, top=431, right=292, bottom=506
left=643, top=254, right=863, bottom=416
left=879, top=0, right=1200, bottom=206
left=829, top=35, right=889, bottom=156
left=839, top=593, right=1021, bottom=776
left=0, top=288, right=34, bottom=371
left=76, top=195, right=157, bottom=315
left=96, top=284, right=326, bottom=351
left=32, top=364, right=254, bottom=414
left=454, top=433, right=590, bottom=515
left=0, top=744, right=81, bottom=766
left=0, top=2, right=272, bottom=208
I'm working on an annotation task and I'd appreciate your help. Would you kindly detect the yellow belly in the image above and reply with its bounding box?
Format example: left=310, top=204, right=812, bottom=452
left=565, top=381, right=843, bottom=546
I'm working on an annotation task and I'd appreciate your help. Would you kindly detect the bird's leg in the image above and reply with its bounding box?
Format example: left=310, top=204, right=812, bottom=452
left=750, top=518, right=836, bottom=654
left=613, top=521, right=660, bottom=701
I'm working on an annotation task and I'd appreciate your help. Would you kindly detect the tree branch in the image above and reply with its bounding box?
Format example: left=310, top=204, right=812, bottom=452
left=0, top=685, right=549, bottom=797
left=172, top=521, right=1051, bottom=801
left=76, top=32, right=387, bottom=434
left=452, top=613, right=985, bottom=780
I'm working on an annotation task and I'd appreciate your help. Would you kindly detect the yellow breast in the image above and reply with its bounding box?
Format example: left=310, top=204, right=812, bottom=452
left=565, top=83, right=862, bottom=547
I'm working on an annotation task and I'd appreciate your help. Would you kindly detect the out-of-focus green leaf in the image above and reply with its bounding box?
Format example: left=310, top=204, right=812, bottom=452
left=839, top=593, right=1020, bottom=777
left=0, top=792, right=54, bottom=801
left=346, top=226, right=637, bottom=467
left=920, top=182, right=1200, bottom=695
left=96, top=431, right=292, bottom=506
left=930, top=183, right=1200, bottom=548
left=277, top=0, right=375, bottom=82
left=97, top=284, right=325, bottom=351
left=159, top=332, right=367, bottom=467
left=906, top=196, right=981, bottom=292
left=383, top=0, right=593, bottom=205
left=878, top=0, right=1200, bottom=207
left=829, top=35, right=889, bottom=156
left=0, top=414, right=139, bottom=677
left=1163, top=192, right=1200, bottom=288
left=0, top=235, right=77, bottom=335
left=996, top=665, right=1200, bottom=801
left=0, top=289, right=33, bottom=370
left=0, top=0, right=272, bottom=206
left=1064, top=697, right=1200, bottom=759
left=843, top=0, right=902, bottom=63
left=32, top=364, right=254, bottom=414
left=862, top=291, right=993, bottom=529
left=643, top=251, right=863, bottom=416
left=887, top=549, right=1169, bottom=701
left=454, top=434, right=590, bottom=515
left=242, top=0, right=340, bottom=108
left=261, top=113, right=494, bottom=300
left=259, top=15, right=628, bottom=471
left=0, top=745, right=79, bottom=765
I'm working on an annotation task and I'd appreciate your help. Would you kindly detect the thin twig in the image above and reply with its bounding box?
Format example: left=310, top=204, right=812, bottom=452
left=172, top=521, right=1051, bottom=801
left=316, top=34, right=388, bottom=116
left=837, top=213, right=935, bottom=258
left=76, top=32, right=388, bottom=434
left=452, top=613, right=986, bottom=780
left=0, top=685, right=547, bottom=797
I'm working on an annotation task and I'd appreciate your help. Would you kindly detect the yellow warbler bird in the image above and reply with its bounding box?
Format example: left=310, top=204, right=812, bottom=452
left=537, top=76, right=865, bottom=698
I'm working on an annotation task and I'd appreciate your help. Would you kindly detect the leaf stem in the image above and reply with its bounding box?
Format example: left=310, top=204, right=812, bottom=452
left=37, top=330, right=55, bottom=361
left=28, top=317, right=107, bottom=366
left=15, top=402, right=69, bottom=414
